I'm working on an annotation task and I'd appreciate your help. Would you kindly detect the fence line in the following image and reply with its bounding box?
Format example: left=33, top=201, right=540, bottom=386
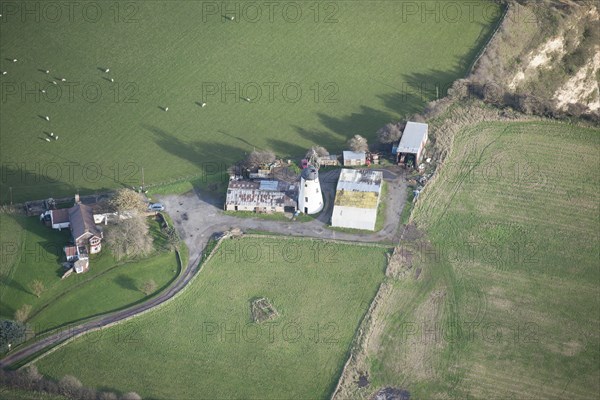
left=465, top=3, right=511, bottom=77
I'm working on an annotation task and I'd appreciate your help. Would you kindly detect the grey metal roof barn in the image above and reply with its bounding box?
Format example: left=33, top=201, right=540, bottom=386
left=396, top=121, right=429, bottom=166
left=398, top=122, right=428, bottom=154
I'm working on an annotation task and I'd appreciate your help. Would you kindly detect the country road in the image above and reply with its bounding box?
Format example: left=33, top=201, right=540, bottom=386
left=0, top=168, right=406, bottom=369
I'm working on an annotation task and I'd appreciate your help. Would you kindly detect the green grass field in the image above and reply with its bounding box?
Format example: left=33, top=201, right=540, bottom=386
left=0, top=1, right=500, bottom=203
left=34, top=238, right=388, bottom=399
left=0, top=214, right=179, bottom=336
left=348, top=121, right=600, bottom=399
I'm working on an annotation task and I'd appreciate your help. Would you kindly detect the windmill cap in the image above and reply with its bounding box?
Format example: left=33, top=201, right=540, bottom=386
left=301, top=166, right=318, bottom=180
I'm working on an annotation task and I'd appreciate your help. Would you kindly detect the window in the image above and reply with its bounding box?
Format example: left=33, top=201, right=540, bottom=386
left=316, top=188, right=319, bottom=193
left=305, top=197, right=308, bottom=202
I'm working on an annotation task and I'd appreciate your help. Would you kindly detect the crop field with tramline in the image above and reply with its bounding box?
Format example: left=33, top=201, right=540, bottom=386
left=0, top=1, right=500, bottom=203
left=338, top=120, right=600, bottom=399
left=34, top=238, right=389, bottom=399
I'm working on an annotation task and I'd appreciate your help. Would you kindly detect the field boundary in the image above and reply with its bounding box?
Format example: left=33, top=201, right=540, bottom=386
left=466, top=2, right=510, bottom=76
left=330, top=226, right=412, bottom=399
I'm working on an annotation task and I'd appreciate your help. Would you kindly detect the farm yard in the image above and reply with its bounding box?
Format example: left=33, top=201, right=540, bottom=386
left=335, top=120, right=600, bottom=399
left=34, top=237, right=389, bottom=399
left=0, top=1, right=501, bottom=203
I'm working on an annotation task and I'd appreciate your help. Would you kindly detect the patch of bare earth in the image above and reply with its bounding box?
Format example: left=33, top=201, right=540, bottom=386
left=509, top=37, right=566, bottom=90
left=554, top=47, right=600, bottom=111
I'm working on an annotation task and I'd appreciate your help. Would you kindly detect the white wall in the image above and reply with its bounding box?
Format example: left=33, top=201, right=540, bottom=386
left=331, top=206, right=377, bottom=231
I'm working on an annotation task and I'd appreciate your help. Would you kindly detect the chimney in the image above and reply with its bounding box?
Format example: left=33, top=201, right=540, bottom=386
left=74, top=194, right=80, bottom=204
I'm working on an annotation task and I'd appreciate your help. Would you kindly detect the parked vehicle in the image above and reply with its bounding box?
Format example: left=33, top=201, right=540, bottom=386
left=148, top=203, right=165, bottom=212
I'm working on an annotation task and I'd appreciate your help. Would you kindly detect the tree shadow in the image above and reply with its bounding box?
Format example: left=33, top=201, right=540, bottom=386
left=267, top=139, right=307, bottom=160
left=0, top=276, right=32, bottom=297
left=216, top=129, right=264, bottom=151
left=291, top=126, right=347, bottom=154
left=142, top=124, right=248, bottom=203
left=114, top=275, right=138, bottom=292
left=315, top=106, right=398, bottom=146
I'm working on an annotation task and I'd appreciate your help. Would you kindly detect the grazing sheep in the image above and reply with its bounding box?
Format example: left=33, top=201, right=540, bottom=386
left=40, top=89, right=46, bottom=93
left=52, top=81, right=57, bottom=85
left=105, top=68, right=110, bottom=73
left=201, top=102, right=206, bottom=107
left=244, top=97, right=251, bottom=102
left=55, top=135, right=58, bottom=140
left=165, top=107, right=169, bottom=111
left=44, top=116, right=50, bottom=121
left=229, top=16, right=235, bottom=20
left=45, top=138, right=51, bottom=142
left=12, top=59, right=17, bottom=63
left=45, top=70, right=50, bottom=74
left=1, top=71, right=6, bottom=75
left=60, top=78, right=66, bottom=82
left=110, top=78, right=114, bottom=82
left=50, top=132, right=54, bottom=136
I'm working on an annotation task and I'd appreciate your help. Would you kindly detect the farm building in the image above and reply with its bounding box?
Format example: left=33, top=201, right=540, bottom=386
left=394, top=121, right=428, bottom=167
left=69, top=203, right=103, bottom=254
left=45, top=202, right=103, bottom=254
left=298, top=166, right=324, bottom=214
left=343, top=151, right=366, bottom=166
left=331, top=169, right=383, bottom=231
left=318, top=154, right=339, bottom=166
left=225, top=180, right=298, bottom=213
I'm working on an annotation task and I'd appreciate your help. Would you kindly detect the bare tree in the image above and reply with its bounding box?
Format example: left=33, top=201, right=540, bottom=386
left=121, top=392, right=143, bottom=400
left=376, top=123, right=403, bottom=144
left=14, top=304, right=32, bottom=323
left=30, top=280, right=45, bottom=298
left=347, top=135, right=369, bottom=152
left=140, top=279, right=158, bottom=296
left=58, top=375, right=82, bottom=397
left=110, top=188, right=147, bottom=214
left=305, top=146, right=329, bottom=159
left=22, top=365, right=43, bottom=386
left=243, top=150, right=276, bottom=170
left=106, top=213, right=153, bottom=261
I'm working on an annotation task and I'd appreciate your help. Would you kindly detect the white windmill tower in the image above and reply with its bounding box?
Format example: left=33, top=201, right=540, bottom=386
left=298, top=149, right=324, bottom=214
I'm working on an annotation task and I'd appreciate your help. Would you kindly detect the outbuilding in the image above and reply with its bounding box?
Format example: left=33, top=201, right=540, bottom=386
left=395, top=121, right=428, bottom=167
left=343, top=151, right=366, bottom=166
left=331, top=169, right=383, bottom=231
